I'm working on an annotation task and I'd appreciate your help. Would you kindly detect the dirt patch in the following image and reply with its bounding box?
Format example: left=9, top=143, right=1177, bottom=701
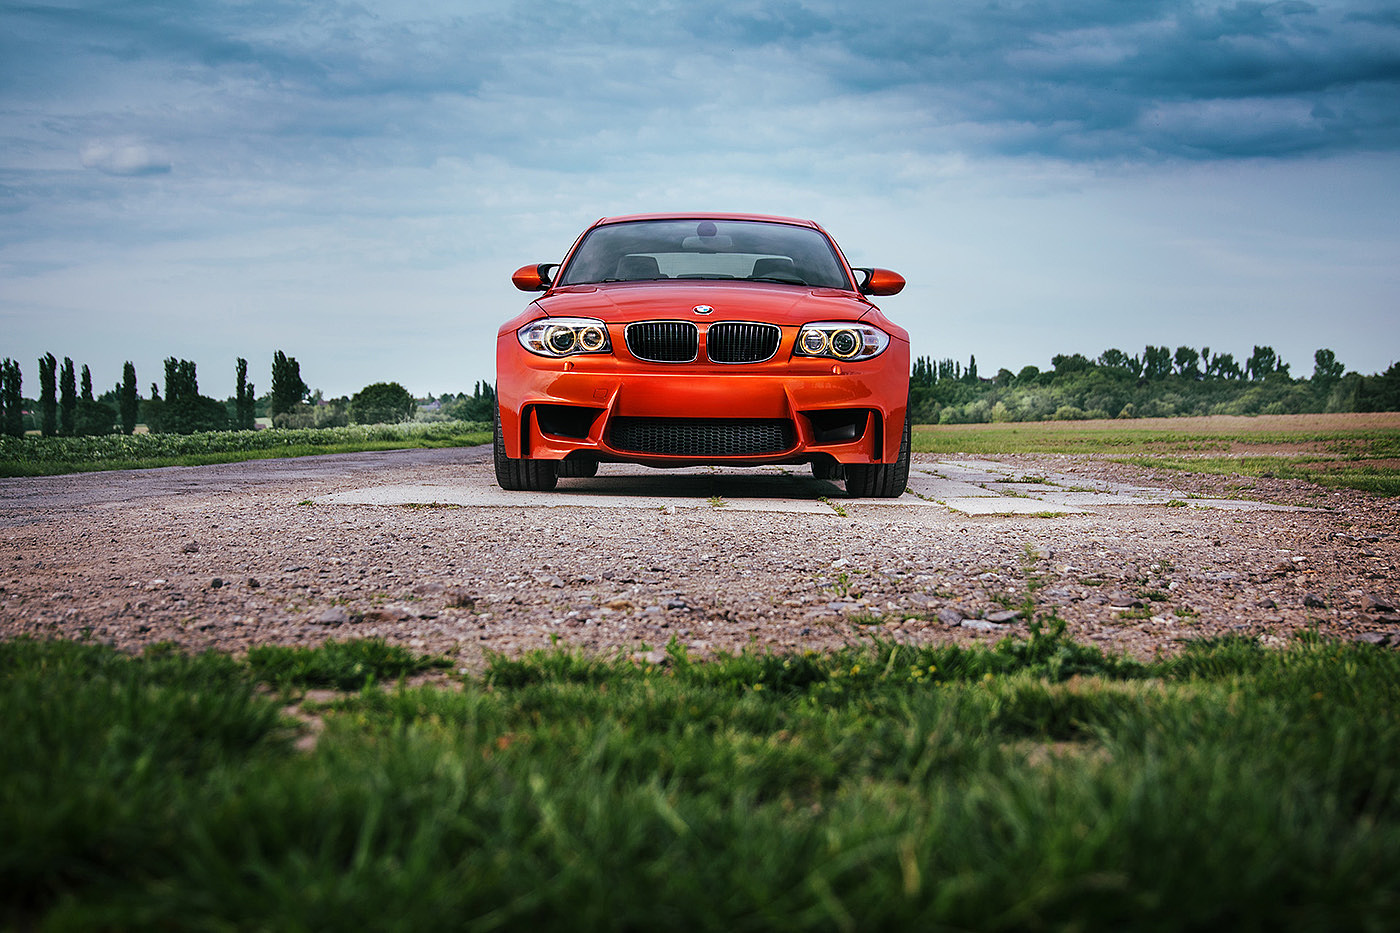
left=1303, top=457, right=1400, bottom=472
left=3, top=446, right=1398, bottom=668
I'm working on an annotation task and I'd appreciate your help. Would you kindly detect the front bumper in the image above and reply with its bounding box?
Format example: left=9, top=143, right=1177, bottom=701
left=496, top=334, right=910, bottom=467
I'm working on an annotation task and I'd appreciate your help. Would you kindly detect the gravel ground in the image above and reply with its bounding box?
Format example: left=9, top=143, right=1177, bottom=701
left=3, top=446, right=1398, bottom=669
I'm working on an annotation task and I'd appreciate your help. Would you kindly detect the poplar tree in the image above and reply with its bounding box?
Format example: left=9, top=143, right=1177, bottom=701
left=0, top=359, right=21, bottom=438
left=235, top=357, right=256, bottom=429
left=164, top=357, right=199, bottom=402
left=39, top=353, right=57, bottom=436
left=270, top=351, right=308, bottom=418
left=119, top=362, right=138, bottom=435
left=59, top=357, right=76, bottom=435
left=158, top=358, right=226, bottom=433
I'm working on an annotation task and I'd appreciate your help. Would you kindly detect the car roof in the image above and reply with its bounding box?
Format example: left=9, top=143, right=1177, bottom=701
left=590, top=212, right=823, bottom=229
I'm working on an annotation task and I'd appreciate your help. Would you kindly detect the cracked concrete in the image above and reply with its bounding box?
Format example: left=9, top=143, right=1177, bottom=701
left=316, top=458, right=1315, bottom=516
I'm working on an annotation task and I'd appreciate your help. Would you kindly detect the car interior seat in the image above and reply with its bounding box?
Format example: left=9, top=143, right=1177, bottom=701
left=750, top=257, right=800, bottom=280
left=615, top=255, right=665, bottom=280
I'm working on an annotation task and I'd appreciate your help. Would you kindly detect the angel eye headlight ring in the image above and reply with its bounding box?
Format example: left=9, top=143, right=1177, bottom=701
left=795, top=323, right=889, bottom=361
left=518, top=318, right=613, bottom=358
left=546, top=326, right=577, bottom=354
left=829, top=329, right=861, bottom=359
left=577, top=326, right=607, bottom=352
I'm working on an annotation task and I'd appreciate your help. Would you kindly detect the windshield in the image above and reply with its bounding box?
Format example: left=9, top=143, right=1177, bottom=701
left=557, top=219, right=853, bottom=289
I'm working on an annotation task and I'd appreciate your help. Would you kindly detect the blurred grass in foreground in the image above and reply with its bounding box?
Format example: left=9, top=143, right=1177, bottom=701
left=4, top=628, right=1398, bottom=931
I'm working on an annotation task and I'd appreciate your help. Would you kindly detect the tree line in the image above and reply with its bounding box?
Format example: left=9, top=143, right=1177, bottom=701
left=0, top=351, right=497, bottom=437
left=912, top=345, right=1400, bottom=423
left=5, top=343, right=1396, bottom=438
left=0, top=353, right=291, bottom=436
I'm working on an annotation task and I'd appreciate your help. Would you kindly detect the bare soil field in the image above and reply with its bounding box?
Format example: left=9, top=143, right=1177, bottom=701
left=3, top=427, right=1398, bottom=667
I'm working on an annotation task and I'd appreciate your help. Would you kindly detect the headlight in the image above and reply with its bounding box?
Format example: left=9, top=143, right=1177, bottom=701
left=794, top=322, right=889, bottom=361
left=518, top=318, right=612, bottom=358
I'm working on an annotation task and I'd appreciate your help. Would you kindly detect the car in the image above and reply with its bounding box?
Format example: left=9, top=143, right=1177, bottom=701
left=494, top=212, right=911, bottom=497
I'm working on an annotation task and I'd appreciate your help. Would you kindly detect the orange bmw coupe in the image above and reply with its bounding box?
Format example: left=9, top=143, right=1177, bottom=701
left=495, top=213, right=910, bottom=497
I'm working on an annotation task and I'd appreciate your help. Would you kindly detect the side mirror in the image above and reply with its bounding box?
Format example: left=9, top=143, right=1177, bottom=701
left=512, top=263, right=558, bottom=292
left=853, top=267, right=905, bottom=297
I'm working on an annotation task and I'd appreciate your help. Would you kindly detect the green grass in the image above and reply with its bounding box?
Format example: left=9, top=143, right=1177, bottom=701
left=913, top=423, right=1400, bottom=457
left=5, top=628, right=1399, bottom=930
left=912, top=423, right=1242, bottom=455
left=915, top=422, right=1400, bottom=496
left=247, top=638, right=453, bottom=690
left=0, top=421, right=491, bottom=476
left=1120, top=454, right=1400, bottom=498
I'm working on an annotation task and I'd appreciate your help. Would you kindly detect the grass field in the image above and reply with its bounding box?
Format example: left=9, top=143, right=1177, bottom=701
left=914, top=412, right=1400, bottom=496
left=0, top=421, right=492, bottom=477
left=5, top=413, right=1399, bottom=496
left=4, top=627, right=1398, bottom=930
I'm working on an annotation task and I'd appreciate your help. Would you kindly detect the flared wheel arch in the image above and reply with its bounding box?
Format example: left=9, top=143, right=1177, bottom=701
left=493, top=402, right=558, bottom=491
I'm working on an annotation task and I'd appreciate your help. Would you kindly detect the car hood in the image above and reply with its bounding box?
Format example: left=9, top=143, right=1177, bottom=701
left=533, top=282, right=876, bottom=326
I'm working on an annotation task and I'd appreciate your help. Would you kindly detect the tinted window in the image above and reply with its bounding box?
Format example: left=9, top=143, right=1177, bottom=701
left=558, top=219, right=852, bottom=289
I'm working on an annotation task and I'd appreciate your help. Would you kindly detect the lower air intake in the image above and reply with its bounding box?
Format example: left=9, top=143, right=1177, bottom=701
left=609, top=418, right=795, bottom=457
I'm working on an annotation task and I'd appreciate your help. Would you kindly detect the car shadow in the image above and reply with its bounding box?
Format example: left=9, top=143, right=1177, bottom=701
left=555, top=469, right=844, bottom=501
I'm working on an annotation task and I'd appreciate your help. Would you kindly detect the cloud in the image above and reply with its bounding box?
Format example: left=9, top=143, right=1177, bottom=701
left=741, top=1, right=1399, bottom=158
left=80, top=139, right=172, bottom=176
left=2, top=0, right=1398, bottom=396
left=7, top=0, right=1399, bottom=173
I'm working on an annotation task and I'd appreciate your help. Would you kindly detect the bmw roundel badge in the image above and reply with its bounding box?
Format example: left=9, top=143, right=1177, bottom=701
left=693, top=305, right=714, bottom=315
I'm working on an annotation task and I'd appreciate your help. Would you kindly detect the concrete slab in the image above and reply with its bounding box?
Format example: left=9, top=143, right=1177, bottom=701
left=844, top=494, right=939, bottom=507
left=311, top=458, right=1317, bottom=516
left=918, top=462, right=1014, bottom=484
left=982, top=482, right=1064, bottom=497
left=1028, top=472, right=1122, bottom=493
left=939, top=497, right=1090, bottom=515
left=907, top=475, right=1000, bottom=499
left=316, top=483, right=844, bottom=514
left=1039, top=491, right=1164, bottom=508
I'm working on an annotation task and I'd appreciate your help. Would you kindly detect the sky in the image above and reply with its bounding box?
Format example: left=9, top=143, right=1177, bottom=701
left=2, top=0, right=1399, bottom=400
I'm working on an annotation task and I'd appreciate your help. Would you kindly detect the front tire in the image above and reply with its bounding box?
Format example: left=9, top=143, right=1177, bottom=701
left=844, top=405, right=910, bottom=498
left=556, top=458, right=599, bottom=478
left=494, top=404, right=557, bottom=491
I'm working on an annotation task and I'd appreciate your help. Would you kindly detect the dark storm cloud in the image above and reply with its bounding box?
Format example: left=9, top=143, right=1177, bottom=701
left=6, top=0, right=1396, bottom=166
left=472, top=0, right=1400, bottom=163
left=561, top=0, right=1400, bottom=160
left=2, top=1, right=320, bottom=94
left=821, top=0, right=1400, bottom=158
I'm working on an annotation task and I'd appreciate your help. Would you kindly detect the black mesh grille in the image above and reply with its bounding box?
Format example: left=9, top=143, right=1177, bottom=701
left=610, top=418, right=795, bottom=457
left=706, top=322, right=781, bottom=363
left=625, top=321, right=698, bottom=362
